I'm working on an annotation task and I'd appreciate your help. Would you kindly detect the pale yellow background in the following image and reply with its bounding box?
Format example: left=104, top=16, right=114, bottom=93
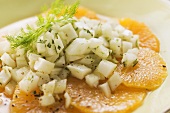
left=0, top=0, right=55, bottom=28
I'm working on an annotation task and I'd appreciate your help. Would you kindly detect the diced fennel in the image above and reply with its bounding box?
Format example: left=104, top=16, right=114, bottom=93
left=0, top=9, right=141, bottom=108
left=96, top=60, right=117, bottom=78
left=39, top=94, right=55, bottom=106
left=54, top=79, right=67, bottom=94
left=85, top=74, right=99, bottom=88
left=67, top=63, right=92, bottom=80
left=34, top=58, right=55, bottom=74
left=0, top=66, right=12, bottom=87
left=1, top=53, right=16, bottom=68
left=64, top=92, right=72, bottom=108
left=67, top=64, right=92, bottom=80
left=108, top=72, right=122, bottom=91
left=42, top=80, right=56, bottom=95
left=99, top=82, right=112, bottom=98
left=19, top=71, right=39, bottom=93
left=5, top=80, right=17, bottom=96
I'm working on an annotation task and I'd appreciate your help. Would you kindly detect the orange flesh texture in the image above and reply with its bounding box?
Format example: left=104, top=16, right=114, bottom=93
left=11, top=78, right=146, bottom=113
left=10, top=7, right=166, bottom=113
left=67, top=77, right=146, bottom=113
left=116, top=48, right=167, bottom=90
left=119, top=18, right=160, bottom=52
left=11, top=86, right=80, bottom=113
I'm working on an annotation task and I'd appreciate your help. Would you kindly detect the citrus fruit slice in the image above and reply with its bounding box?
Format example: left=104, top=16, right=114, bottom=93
left=75, top=6, right=98, bottom=19
left=10, top=86, right=79, bottom=113
left=120, top=18, right=160, bottom=52
left=67, top=77, right=147, bottom=113
left=116, top=48, right=167, bottom=90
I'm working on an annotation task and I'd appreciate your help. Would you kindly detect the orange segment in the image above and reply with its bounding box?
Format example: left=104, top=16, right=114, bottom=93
left=116, top=48, right=167, bottom=90
left=75, top=6, right=98, bottom=19
left=67, top=77, right=147, bottom=113
left=10, top=86, right=78, bottom=113
left=120, top=18, right=160, bottom=52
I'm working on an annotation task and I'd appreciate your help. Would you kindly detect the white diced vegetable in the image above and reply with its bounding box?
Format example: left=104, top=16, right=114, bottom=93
left=74, top=21, right=89, bottom=31
left=5, top=80, right=16, bottom=96
left=61, top=23, right=78, bottom=42
left=37, top=43, right=46, bottom=53
left=110, top=38, right=122, bottom=58
left=89, top=38, right=103, bottom=49
left=120, top=29, right=133, bottom=41
left=19, top=71, right=39, bottom=93
left=85, top=74, right=99, bottom=88
left=67, top=63, right=92, bottom=80
left=16, top=56, right=28, bottom=68
left=55, top=56, right=65, bottom=67
left=0, top=40, right=11, bottom=56
left=0, top=66, right=12, bottom=87
left=114, top=25, right=125, bottom=33
left=54, top=79, right=67, bottom=94
left=127, top=48, right=139, bottom=55
left=36, top=72, right=50, bottom=88
left=28, top=53, right=41, bottom=62
left=46, top=54, right=59, bottom=63
left=96, top=60, right=117, bottom=78
left=92, top=45, right=109, bottom=59
left=58, top=68, right=70, bottom=79
left=121, top=53, right=138, bottom=67
left=11, top=69, right=18, bottom=82
left=79, top=29, right=93, bottom=39
left=1, top=52, right=16, bottom=68
left=50, top=68, right=62, bottom=80
left=102, top=23, right=114, bottom=40
left=54, top=35, right=64, bottom=54
left=34, top=58, right=55, bottom=74
left=93, top=69, right=106, bottom=80
left=65, top=38, right=90, bottom=56
left=108, top=72, right=122, bottom=91
left=122, top=41, right=133, bottom=53
left=66, top=54, right=85, bottom=62
left=99, top=82, right=111, bottom=98
left=64, top=92, right=72, bottom=108
left=52, top=23, right=61, bottom=32
left=75, top=55, right=95, bottom=66
left=16, top=48, right=25, bottom=56
left=15, top=67, right=29, bottom=82
left=46, top=44, right=57, bottom=56
left=131, top=35, right=139, bottom=48
left=98, top=36, right=109, bottom=47
left=42, top=80, right=56, bottom=95
left=39, top=94, right=55, bottom=106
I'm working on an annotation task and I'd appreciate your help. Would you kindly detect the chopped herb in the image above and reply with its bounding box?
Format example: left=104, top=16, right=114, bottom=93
left=47, top=43, right=51, bottom=48
left=123, top=61, right=126, bottom=67
left=52, top=39, right=54, bottom=44
left=162, top=65, right=166, bottom=68
left=132, top=59, right=138, bottom=67
left=58, top=45, right=61, bottom=50
left=75, top=27, right=78, bottom=31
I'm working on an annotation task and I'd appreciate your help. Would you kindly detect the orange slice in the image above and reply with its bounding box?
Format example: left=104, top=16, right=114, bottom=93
left=120, top=18, right=160, bottom=52
left=116, top=48, right=167, bottom=90
left=11, top=77, right=146, bottom=113
left=67, top=77, right=147, bottom=113
left=10, top=86, right=77, bottom=113
left=75, top=6, right=98, bottom=19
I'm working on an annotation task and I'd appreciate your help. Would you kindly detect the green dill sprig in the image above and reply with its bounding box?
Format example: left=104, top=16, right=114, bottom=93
left=6, top=0, right=79, bottom=52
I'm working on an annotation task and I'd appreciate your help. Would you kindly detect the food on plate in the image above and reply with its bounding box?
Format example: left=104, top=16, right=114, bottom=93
left=0, top=0, right=167, bottom=113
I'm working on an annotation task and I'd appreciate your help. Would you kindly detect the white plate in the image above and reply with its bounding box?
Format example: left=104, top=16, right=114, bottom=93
left=0, top=0, right=170, bottom=113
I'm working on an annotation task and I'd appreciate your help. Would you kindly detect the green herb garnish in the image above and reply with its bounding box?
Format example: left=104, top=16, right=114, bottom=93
left=6, top=0, right=79, bottom=52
